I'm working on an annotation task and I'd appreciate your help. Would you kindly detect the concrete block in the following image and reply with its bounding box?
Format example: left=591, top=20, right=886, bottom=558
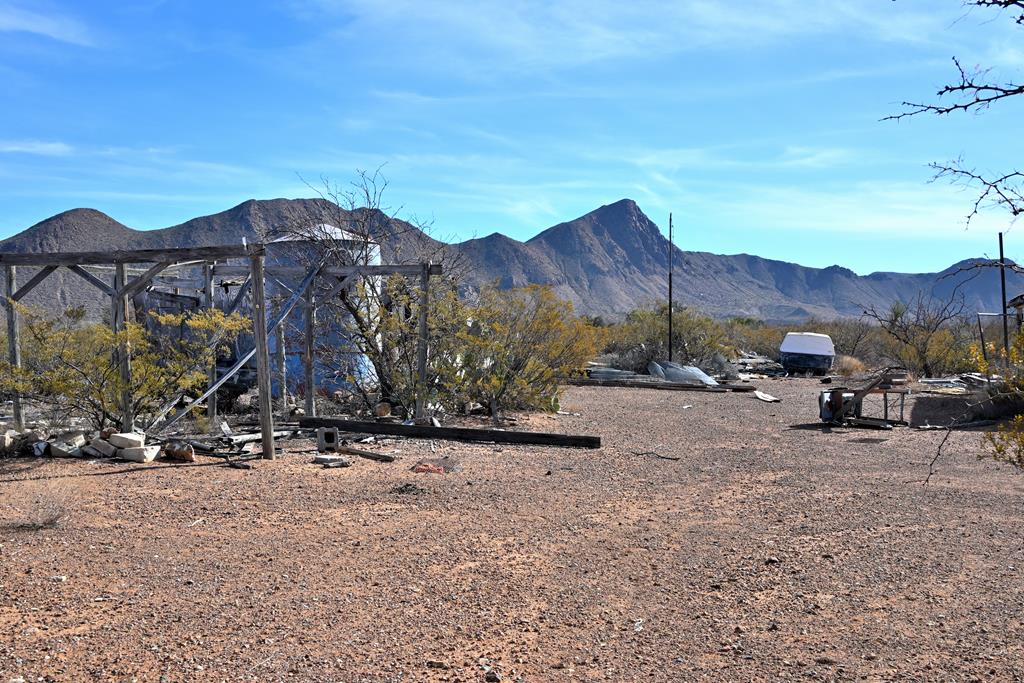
left=317, top=427, right=339, bottom=452
left=314, top=453, right=350, bottom=466
left=118, top=445, right=160, bottom=463
left=89, top=438, right=118, bottom=457
left=108, top=432, right=146, bottom=449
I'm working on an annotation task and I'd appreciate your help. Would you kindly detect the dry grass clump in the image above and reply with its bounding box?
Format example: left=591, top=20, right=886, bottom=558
left=835, top=355, right=866, bottom=377
left=4, top=477, right=80, bottom=531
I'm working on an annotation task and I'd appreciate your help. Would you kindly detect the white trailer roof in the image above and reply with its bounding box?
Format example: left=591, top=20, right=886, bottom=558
left=780, top=332, right=835, bottom=356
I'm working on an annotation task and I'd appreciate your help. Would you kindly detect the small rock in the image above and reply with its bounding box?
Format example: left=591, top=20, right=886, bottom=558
left=765, top=556, right=780, bottom=566
left=485, top=670, right=501, bottom=682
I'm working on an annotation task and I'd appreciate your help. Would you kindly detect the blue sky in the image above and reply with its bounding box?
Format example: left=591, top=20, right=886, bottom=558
left=1, top=1, right=1022, bottom=274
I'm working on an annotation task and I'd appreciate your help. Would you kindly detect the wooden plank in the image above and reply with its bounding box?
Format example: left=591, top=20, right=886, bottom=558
left=120, top=261, right=172, bottom=299
left=249, top=251, right=276, bottom=459
left=212, top=263, right=443, bottom=278
left=204, top=262, right=217, bottom=428
left=10, top=265, right=57, bottom=302
left=224, top=276, right=252, bottom=315
left=565, top=378, right=758, bottom=393
left=151, top=277, right=203, bottom=290
left=414, top=262, right=430, bottom=418
left=0, top=244, right=252, bottom=267
left=67, top=265, right=113, bottom=296
left=563, top=378, right=732, bottom=392
left=4, top=266, right=23, bottom=430
left=112, top=263, right=133, bottom=429
left=336, top=444, right=395, bottom=463
left=274, top=303, right=288, bottom=420
left=298, top=417, right=602, bottom=449
left=304, top=287, right=316, bottom=417
left=321, top=273, right=355, bottom=302
left=268, top=275, right=294, bottom=297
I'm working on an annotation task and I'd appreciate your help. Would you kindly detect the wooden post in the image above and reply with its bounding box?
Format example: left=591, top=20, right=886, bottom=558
left=414, top=262, right=430, bottom=418
left=274, top=302, right=288, bottom=420
left=4, top=266, right=23, bottom=430
left=203, top=262, right=217, bottom=429
left=304, top=286, right=316, bottom=417
left=112, top=263, right=133, bottom=430
left=249, top=250, right=276, bottom=459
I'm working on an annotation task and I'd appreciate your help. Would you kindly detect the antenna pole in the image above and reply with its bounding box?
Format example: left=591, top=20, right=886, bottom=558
left=668, top=212, right=674, bottom=363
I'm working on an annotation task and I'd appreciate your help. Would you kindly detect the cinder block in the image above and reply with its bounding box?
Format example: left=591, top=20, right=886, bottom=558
left=316, top=427, right=339, bottom=452
left=108, top=432, right=146, bottom=449
left=119, top=445, right=160, bottom=463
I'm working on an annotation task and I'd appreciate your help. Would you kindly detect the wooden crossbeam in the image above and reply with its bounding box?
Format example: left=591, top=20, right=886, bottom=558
left=66, top=265, right=113, bottom=296
left=212, top=263, right=442, bottom=279
left=0, top=245, right=252, bottom=266
left=120, top=261, right=172, bottom=299
left=224, top=277, right=252, bottom=315
left=10, top=265, right=58, bottom=302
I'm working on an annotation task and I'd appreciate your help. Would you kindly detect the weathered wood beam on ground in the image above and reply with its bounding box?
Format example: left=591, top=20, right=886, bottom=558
left=336, top=444, right=396, bottom=462
left=299, top=417, right=602, bottom=449
left=562, top=378, right=757, bottom=393
left=4, top=266, right=23, bottom=430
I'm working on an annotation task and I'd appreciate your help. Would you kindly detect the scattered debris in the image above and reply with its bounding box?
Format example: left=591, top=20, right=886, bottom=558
left=336, top=445, right=396, bottom=463
left=753, top=390, right=781, bottom=403
left=411, top=457, right=459, bottom=474
left=163, top=441, right=196, bottom=462
left=313, top=453, right=351, bottom=467
left=392, top=482, right=426, bottom=495
left=631, top=450, right=681, bottom=462
left=917, top=420, right=998, bottom=431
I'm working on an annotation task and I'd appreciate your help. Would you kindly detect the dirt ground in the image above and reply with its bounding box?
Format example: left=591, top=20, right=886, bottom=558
left=1, top=379, right=1023, bottom=682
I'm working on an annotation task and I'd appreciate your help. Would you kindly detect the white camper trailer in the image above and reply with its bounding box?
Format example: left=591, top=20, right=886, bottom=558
left=779, top=332, right=835, bottom=375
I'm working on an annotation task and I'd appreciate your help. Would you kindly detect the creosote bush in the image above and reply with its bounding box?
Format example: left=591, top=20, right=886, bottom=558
left=453, top=285, right=602, bottom=421
left=0, top=304, right=248, bottom=431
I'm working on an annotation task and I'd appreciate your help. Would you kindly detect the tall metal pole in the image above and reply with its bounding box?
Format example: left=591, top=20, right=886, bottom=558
left=1000, top=232, right=1010, bottom=363
left=663, top=211, right=671, bottom=362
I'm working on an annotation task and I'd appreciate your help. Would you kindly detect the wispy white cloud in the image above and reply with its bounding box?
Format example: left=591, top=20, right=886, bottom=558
left=0, top=139, right=74, bottom=155
left=608, top=143, right=866, bottom=173
left=0, top=2, right=93, bottom=46
left=292, top=0, right=946, bottom=76
left=684, top=180, right=1008, bottom=239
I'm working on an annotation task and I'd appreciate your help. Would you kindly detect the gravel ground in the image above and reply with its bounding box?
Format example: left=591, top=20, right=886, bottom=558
left=1, top=379, right=1022, bottom=682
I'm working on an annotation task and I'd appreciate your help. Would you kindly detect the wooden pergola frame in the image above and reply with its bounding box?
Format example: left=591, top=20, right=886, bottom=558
left=1, top=244, right=440, bottom=459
